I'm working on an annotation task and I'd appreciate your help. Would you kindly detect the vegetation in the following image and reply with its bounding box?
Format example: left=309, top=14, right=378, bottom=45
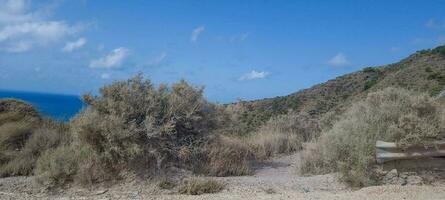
left=246, top=112, right=319, bottom=160
left=179, top=177, right=224, bottom=195
left=300, top=88, right=445, bottom=187
left=1, top=45, right=445, bottom=189
left=0, top=99, right=69, bottom=177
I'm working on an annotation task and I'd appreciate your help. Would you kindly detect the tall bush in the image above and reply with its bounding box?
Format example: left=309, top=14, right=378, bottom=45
left=300, top=88, right=445, bottom=186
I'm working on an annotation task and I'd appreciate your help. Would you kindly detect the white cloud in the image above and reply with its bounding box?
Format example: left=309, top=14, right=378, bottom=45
left=190, top=26, right=205, bottom=42
left=100, top=73, right=111, bottom=79
left=90, top=47, right=129, bottom=68
left=0, top=0, right=84, bottom=53
left=62, top=37, right=86, bottom=52
left=238, top=70, right=270, bottom=81
left=230, top=32, right=249, bottom=42
left=149, top=52, right=167, bottom=66
left=327, top=53, right=351, bottom=67
left=0, top=0, right=32, bottom=24
left=426, top=19, right=445, bottom=29
left=3, top=40, right=31, bottom=52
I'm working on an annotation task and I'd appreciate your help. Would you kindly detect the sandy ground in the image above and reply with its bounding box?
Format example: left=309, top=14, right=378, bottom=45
left=1, top=154, right=445, bottom=199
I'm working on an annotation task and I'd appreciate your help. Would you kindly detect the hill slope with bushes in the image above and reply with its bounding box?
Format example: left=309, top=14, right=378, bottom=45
left=235, top=45, right=445, bottom=132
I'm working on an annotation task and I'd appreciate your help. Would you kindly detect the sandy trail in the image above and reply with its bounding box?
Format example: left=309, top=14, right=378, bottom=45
left=1, top=153, right=445, bottom=199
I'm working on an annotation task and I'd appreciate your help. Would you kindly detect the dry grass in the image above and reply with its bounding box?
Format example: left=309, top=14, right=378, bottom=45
left=179, top=177, right=224, bottom=195
left=246, top=113, right=318, bottom=160
left=0, top=120, right=70, bottom=177
left=158, top=177, right=176, bottom=190
left=300, top=88, right=445, bottom=187
left=35, top=145, right=79, bottom=186
left=201, top=135, right=252, bottom=176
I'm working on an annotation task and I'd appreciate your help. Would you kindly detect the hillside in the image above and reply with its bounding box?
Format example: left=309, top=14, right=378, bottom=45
left=237, top=45, right=445, bottom=129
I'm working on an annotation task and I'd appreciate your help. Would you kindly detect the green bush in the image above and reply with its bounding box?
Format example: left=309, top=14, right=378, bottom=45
left=364, top=79, right=378, bottom=90
left=300, top=88, right=445, bottom=187
left=431, top=45, right=445, bottom=56
left=363, top=67, right=378, bottom=73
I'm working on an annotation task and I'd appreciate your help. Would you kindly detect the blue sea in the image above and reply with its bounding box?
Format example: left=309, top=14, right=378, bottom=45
left=0, top=90, right=84, bottom=121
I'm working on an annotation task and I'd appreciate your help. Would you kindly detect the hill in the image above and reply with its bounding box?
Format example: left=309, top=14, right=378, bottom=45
left=235, top=45, right=445, bottom=130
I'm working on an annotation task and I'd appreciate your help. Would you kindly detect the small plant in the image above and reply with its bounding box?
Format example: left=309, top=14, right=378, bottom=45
left=179, top=177, right=224, bottom=195
left=363, top=67, right=378, bottom=73
left=158, top=177, right=176, bottom=189
left=364, top=79, right=378, bottom=90
left=431, top=45, right=445, bottom=56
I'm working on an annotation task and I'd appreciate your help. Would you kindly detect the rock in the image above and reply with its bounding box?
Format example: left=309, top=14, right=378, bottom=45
left=406, top=176, right=423, bottom=185
left=94, top=189, right=108, bottom=195
left=383, top=169, right=406, bottom=185
left=383, top=169, right=398, bottom=181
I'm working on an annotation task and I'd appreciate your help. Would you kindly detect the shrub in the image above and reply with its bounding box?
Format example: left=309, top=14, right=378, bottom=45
left=0, top=121, right=36, bottom=151
left=247, top=131, right=301, bottom=160
left=363, top=67, right=378, bottom=73
left=179, top=177, right=224, bottom=195
left=0, top=99, right=44, bottom=177
left=300, top=88, right=445, bottom=187
left=431, top=45, right=445, bottom=56
left=247, top=112, right=318, bottom=159
left=70, top=74, right=218, bottom=179
left=158, top=177, right=176, bottom=189
left=364, top=79, right=378, bottom=90
left=0, top=99, right=40, bottom=125
left=194, top=135, right=252, bottom=176
left=72, top=145, right=108, bottom=185
left=0, top=120, right=70, bottom=177
left=35, top=145, right=79, bottom=186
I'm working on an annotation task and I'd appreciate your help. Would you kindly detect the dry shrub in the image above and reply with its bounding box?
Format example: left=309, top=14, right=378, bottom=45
left=69, top=74, right=218, bottom=181
left=247, top=113, right=319, bottom=159
left=0, top=99, right=73, bottom=179
left=0, top=121, right=36, bottom=151
left=158, top=177, right=176, bottom=189
left=300, top=88, right=445, bottom=187
left=200, top=135, right=252, bottom=176
left=179, top=177, right=224, bottom=195
left=247, top=131, right=301, bottom=160
left=0, top=120, right=70, bottom=176
left=35, top=145, right=79, bottom=186
left=0, top=99, right=40, bottom=125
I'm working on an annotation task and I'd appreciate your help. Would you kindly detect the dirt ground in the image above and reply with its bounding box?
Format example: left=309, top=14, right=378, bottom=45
left=1, top=154, right=445, bottom=200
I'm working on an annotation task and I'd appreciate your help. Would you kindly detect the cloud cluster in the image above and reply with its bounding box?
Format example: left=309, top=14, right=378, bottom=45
left=191, top=26, right=205, bottom=42
left=327, top=53, right=351, bottom=67
left=62, top=37, right=86, bottom=52
left=90, top=47, right=129, bottom=68
left=0, top=0, right=83, bottom=53
left=238, top=70, right=270, bottom=81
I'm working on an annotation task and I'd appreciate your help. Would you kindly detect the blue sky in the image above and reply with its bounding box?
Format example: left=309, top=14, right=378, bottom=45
left=1, top=0, right=445, bottom=103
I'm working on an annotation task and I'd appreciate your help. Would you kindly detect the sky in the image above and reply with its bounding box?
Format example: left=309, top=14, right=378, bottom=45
left=1, top=0, right=445, bottom=103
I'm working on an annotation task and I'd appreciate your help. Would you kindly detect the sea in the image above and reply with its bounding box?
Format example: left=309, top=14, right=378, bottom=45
left=0, top=90, right=84, bottom=121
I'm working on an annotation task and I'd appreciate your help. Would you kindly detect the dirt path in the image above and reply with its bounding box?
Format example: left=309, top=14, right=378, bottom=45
left=1, top=153, right=445, bottom=199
